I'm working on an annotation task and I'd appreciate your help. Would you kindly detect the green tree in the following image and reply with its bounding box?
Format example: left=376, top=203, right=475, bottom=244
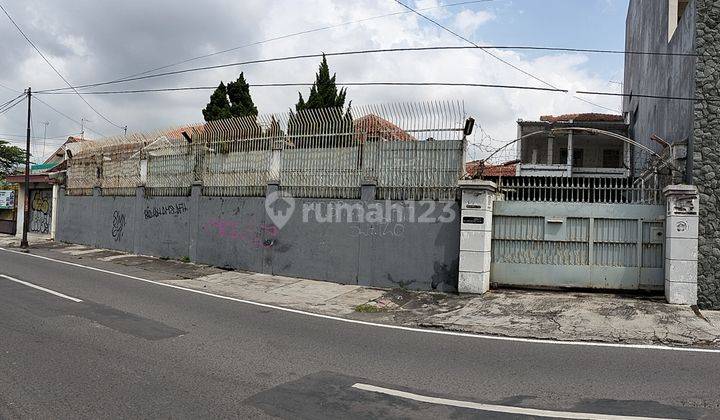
left=0, top=139, right=25, bottom=182
left=202, top=82, right=232, bottom=122
left=202, top=73, right=259, bottom=122
left=227, top=73, right=258, bottom=118
left=295, top=54, right=347, bottom=111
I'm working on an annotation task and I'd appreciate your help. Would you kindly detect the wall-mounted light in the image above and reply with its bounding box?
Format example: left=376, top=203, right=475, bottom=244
left=464, top=118, right=475, bottom=136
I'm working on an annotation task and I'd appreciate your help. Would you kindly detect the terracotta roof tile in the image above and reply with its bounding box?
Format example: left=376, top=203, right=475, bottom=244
left=466, top=160, right=518, bottom=178
left=354, top=114, right=416, bottom=142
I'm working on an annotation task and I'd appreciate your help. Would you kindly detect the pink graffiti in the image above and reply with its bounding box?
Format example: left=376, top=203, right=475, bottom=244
left=205, top=219, right=279, bottom=249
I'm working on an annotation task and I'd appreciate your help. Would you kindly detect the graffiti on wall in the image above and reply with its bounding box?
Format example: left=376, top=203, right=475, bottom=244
left=144, top=203, right=188, bottom=220
left=349, top=222, right=405, bottom=238
left=29, top=189, right=52, bottom=234
left=204, top=219, right=279, bottom=249
left=111, top=211, right=126, bottom=242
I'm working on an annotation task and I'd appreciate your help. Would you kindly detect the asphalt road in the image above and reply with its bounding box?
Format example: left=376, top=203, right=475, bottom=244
left=1, top=247, right=720, bottom=419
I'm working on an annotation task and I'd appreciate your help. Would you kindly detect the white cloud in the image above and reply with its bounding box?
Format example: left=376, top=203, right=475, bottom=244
left=453, top=9, right=495, bottom=37
left=0, top=0, right=622, bottom=163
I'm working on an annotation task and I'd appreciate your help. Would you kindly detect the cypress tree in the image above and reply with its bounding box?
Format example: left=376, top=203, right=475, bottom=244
left=202, top=82, right=232, bottom=122
left=295, top=54, right=347, bottom=111
left=227, top=72, right=258, bottom=117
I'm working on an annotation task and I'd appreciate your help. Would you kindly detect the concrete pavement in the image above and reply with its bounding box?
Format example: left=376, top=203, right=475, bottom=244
left=2, top=234, right=719, bottom=348
left=2, top=243, right=720, bottom=418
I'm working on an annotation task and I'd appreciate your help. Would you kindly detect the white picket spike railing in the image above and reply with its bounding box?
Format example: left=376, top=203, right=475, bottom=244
left=65, top=101, right=468, bottom=200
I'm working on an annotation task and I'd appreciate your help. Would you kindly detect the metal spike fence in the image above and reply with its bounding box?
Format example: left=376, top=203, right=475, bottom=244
left=65, top=102, right=468, bottom=200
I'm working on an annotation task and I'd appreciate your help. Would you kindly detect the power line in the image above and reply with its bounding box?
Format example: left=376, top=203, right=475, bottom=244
left=0, top=132, right=78, bottom=140
left=35, top=81, right=716, bottom=103
left=35, top=43, right=706, bottom=95
left=0, top=81, right=20, bottom=93
left=392, top=0, right=559, bottom=91
left=575, top=89, right=716, bottom=102
left=0, top=2, right=125, bottom=131
left=391, top=0, right=619, bottom=113
left=106, top=0, right=496, bottom=84
left=38, top=82, right=567, bottom=95
left=0, top=94, right=26, bottom=115
left=33, top=96, right=106, bottom=138
left=0, top=93, right=26, bottom=111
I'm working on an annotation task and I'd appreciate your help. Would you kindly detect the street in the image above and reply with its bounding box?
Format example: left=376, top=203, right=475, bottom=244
left=0, top=246, right=719, bottom=419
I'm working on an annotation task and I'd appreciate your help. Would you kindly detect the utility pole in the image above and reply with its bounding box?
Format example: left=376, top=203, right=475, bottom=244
left=20, top=87, right=31, bottom=249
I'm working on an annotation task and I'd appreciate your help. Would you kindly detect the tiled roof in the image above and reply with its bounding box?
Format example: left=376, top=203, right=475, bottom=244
left=538, top=113, right=624, bottom=123
left=164, top=124, right=205, bottom=140
left=466, top=160, right=518, bottom=178
left=354, top=114, right=416, bottom=142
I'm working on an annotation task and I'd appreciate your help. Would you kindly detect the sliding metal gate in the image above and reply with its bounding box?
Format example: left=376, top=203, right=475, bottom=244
left=491, top=178, right=666, bottom=290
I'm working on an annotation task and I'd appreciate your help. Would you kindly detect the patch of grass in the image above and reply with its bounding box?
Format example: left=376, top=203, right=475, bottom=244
left=354, top=303, right=386, bottom=313
left=179, top=256, right=191, bottom=263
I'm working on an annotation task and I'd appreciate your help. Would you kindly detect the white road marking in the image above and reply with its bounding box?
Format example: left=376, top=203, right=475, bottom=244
left=351, top=383, right=676, bottom=420
left=1, top=246, right=719, bottom=354
left=0, top=274, right=83, bottom=303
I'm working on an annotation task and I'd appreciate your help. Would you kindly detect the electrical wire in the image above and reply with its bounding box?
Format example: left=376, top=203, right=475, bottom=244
left=34, top=81, right=717, bottom=103
left=0, top=132, right=79, bottom=140
left=0, top=2, right=125, bottom=131
left=0, top=93, right=26, bottom=111
left=107, top=0, right=496, bottom=84
left=0, top=95, right=26, bottom=116
left=37, top=82, right=567, bottom=95
left=391, top=0, right=620, bottom=113
left=35, top=41, right=705, bottom=95
left=0, top=81, right=20, bottom=93
left=33, top=96, right=106, bottom=138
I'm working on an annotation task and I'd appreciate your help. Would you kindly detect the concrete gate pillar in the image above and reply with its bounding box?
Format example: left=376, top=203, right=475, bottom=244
left=458, top=180, right=497, bottom=294
left=50, top=184, right=60, bottom=240
left=663, top=185, right=700, bottom=305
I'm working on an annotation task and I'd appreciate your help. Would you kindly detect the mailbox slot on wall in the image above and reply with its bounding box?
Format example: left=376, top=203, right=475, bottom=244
left=463, top=216, right=485, bottom=224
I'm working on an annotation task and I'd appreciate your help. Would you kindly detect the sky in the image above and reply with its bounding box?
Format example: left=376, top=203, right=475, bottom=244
left=0, top=0, right=630, bottom=162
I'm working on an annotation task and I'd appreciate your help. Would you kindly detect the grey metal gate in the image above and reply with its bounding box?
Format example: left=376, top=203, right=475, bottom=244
left=491, top=177, right=666, bottom=290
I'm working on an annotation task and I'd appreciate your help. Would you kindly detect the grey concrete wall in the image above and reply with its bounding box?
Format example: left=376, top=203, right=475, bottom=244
left=693, top=0, right=720, bottom=309
left=57, top=190, right=460, bottom=292
left=624, top=0, right=697, bottom=165
left=56, top=192, right=95, bottom=246
left=94, top=196, right=136, bottom=253
left=138, top=197, right=191, bottom=259
left=196, top=196, right=266, bottom=273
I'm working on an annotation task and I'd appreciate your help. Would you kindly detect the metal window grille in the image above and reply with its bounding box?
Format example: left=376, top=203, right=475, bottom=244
left=497, top=176, right=663, bottom=205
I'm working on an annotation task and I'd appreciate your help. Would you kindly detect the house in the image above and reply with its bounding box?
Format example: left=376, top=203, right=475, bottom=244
left=470, top=113, right=630, bottom=179
left=4, top=136, right=86, bottom=238
left=624, top=0, right=720, bottom=309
